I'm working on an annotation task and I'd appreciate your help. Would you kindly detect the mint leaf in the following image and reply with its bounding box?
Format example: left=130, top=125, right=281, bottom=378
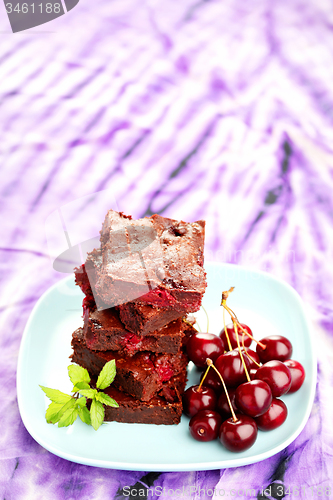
left=68, top=364, right=90, bottom=386
left=55, top=397, right=77, bottom=418
left=78, top=388, right=97, bottom=399
left=96, top=360, right=116, bottom=390
left=96, top=392, right=119, bottom=408
left=45, top=397, right=76, bottom=424
left=78, top=406, right=91, bottom=426
left=90, top=399, right=105, bottom=431
left=40, top=386, right=72, bottom=404
left=45, top=402, right=65, bottom=424
left=75, top=396, right=87, bottom=408
left=58, top=408, right=78, bottom=428
left=72, top=381, right=90, bottom=392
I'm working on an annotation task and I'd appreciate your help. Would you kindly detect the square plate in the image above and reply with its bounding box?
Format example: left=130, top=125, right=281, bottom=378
left=17, top=263, right=316, bottom=471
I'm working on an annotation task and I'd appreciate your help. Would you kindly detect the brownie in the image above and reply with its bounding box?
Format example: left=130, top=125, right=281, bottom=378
left=84, top=308, right=196, bottom=355
left=71, top=328, right=189, bottom=402
left=74, top=265, right=186, bottom=333
left=75, top=210, right=206, bottom=312
left=117, top=301, right=183, bottom=335
left=95, top=372, right=186, bottom=425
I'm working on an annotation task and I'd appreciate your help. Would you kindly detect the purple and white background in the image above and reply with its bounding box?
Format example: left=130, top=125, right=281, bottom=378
left=1, top=0, right=333, bottom=498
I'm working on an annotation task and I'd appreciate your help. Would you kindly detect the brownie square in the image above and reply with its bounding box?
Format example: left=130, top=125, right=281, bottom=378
left=117, top=301, right=183, bottom=335
left=100, top=383, right=184, bottom=425
left=74, top=265, right=186, bottom=333
left=90, top=372, right=187, bottom=425
left=71, top=328, right=189, bottom=402
left=84, top=308, right=196, bottom=355
left=75, top=210, right=206, bottom=312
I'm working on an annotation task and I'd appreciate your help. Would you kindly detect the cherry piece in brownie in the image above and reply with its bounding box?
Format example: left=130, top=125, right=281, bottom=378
left=75, top=210, right=206, bottom=312
left=84, top=308, right=196, bottom=355
left=71, top=328, right=189, bottom=402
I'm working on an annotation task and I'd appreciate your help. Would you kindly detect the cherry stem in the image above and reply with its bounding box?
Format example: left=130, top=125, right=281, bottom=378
left=201, top=305, right=209, bottom=332
left=237, top=321, right=266, bottom=350
left=242, top=334, right=261, bottom=368
left=220, top=286, right=235, bottom=303
left=206, top=358, right=238, bottom=423
left=233, top=319, right=251, bottom=383
left=197, top=363, right=211, bottom=392
left=196, top=320, right=202, bottom=333
left=225, top=304, right=239, bottom=321
left=223, top=305, right=232, bottom=351
left=222, top=301, right=266, bottom=350
left=241, top=332, right=254, bottom=366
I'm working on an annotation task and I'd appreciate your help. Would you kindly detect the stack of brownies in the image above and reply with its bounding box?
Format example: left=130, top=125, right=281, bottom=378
left=71, top=210, right=206, bottom=425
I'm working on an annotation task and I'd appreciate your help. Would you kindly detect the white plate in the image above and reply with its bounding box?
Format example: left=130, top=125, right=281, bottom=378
left=17, top=263, right=316, bottom=471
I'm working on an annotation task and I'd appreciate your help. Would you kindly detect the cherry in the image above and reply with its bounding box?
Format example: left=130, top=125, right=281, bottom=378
left=256, top=335, right=292, bottom=364
left=284, top=359, right=305, bottom=393
left=215, top=348, right=260, bottom=387
left=219, top=414, right=258, bottom=452
left=200, top=367, right=223, bottom=394
left=215, top=351, right=246, bottom=387
left=217, top=388, right=238, bottom=417
left=220, top=323, right=252, bottom=349
left=189, top=410, right=222, bottom=441
left=186, top=332, right=225, bottom=368
left=255, top=398, right=288, bottom=431
left=235, top=380, right=272, bottom=418
left=249, top=368, right=258, bottom=380
left=255, top=360, right=292, bottom=397
left=182, top=385, right=217, bottom=418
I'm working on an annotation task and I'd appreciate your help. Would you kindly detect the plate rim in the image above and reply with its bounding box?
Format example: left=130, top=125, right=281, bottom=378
left=16, top=262, right=317, bottom=471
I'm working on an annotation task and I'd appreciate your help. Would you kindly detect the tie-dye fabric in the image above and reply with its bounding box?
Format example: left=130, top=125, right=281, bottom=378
left=1, top=0, right=332, bottom=498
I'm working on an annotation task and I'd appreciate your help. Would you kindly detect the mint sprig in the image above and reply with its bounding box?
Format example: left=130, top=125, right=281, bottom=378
left=40, top=360, right=119, bottom=431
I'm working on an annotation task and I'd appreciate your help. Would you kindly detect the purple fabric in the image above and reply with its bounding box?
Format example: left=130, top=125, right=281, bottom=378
left=1, top=0, right=332, bottom=498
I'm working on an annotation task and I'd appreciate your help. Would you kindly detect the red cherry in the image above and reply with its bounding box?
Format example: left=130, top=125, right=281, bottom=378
left=182, top=385, right=217, bottom=418
left=220, top=323, right=252, bottom=349
left=200, top=368, right=223, bottom=394
left=189, top=410, right=222, bottom=441
left=215, top=351, right=246, bottom=387
left=256, top=335, right=292, bottom=364
left=217, top=388, right=238, bottom=417
left=235, top=380, right=272, bottom=417
left=219, top=414, right=258, bottom=452
left=255, top=360, right=292, bottom=397
left=255, top=398, right=288, bottom=431
left=215, top=348, right=260, bottom=387
left=284, top=359, right=305, bottom=393
left=186, top=332, right=225, bottom=368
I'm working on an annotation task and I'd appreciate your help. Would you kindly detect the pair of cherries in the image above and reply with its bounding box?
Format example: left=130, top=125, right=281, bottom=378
left=183, top=324, right=305, bottom=452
